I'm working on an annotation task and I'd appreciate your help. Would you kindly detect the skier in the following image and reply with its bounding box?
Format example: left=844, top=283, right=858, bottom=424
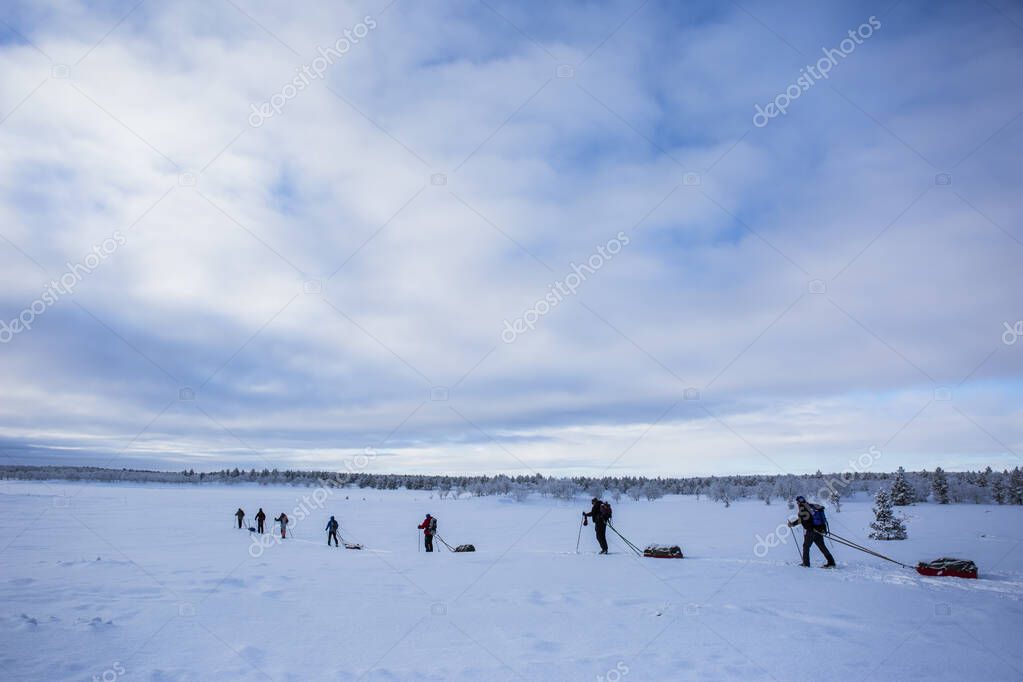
left=235, top=508, right=245, bottom=529
left=583, top=497, right=609, bottom=554
left=275, top=512, right=289, bottom=539
left=418, top=513, right=436, bottom=552
left=326, top=515, right=340, bottom=547
left=255, top=508, right=266, bottom=534
left=788, top=495, right=836, bottom=568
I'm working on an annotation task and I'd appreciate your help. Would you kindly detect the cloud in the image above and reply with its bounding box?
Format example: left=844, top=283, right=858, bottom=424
left=0, top=0, right=1020, bottom=475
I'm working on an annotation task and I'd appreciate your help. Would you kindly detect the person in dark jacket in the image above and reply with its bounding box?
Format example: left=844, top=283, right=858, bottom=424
left=255, top=508, right=266, bottom=534
left=788, top=495, right=835, bottom=567
left=583, top=498, right=609, bottom=554
left=418, top=514, right=436, bottom=552
left=235, top=508, right=245, bottom=529
left=326, top=515, right=340, bottom=547
left=275, top=513, right=289, bottom=539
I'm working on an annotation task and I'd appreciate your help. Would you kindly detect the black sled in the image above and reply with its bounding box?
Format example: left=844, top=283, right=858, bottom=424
left=643, top=545, right=683, bottom=559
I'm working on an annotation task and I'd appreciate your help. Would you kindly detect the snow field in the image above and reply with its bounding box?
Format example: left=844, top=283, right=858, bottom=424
left=1, top=480, right=1021, bottom=681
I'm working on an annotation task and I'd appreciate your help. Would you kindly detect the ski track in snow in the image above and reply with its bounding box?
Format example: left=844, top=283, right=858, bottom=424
left=0, top=481, right=1021, bottom=681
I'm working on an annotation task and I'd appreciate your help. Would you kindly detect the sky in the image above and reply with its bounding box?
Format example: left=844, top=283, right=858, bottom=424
left=0, top=0, right=1021, bottom=477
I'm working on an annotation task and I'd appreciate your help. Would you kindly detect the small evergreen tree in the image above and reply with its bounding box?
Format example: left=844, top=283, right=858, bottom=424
left=1009, top=468, right=1023, bottom=505
left=978, top=466, right=992, bottom=488
left=869, top=488, right=907, bottom=540
left=992, top=477, right=1006, bottom=505
left=710, top=480, right=731, bottom=507
left=890, top=467, right=914, bottom=506
left=932, top=467, right=950, bottom=504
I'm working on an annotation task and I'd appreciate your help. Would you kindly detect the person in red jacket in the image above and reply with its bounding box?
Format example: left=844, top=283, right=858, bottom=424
left=418, top=514, right=437, bottom=552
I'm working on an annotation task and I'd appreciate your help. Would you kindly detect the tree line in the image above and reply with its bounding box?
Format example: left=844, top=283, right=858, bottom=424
left=2, top=464, right=1021, bottom=506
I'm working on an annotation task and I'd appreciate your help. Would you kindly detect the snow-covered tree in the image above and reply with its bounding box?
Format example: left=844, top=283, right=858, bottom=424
left=889, top=467, right=914, bottom=506
left=931, top=467, right=949, bottom=504
left=709, top=480, right=731, bottom=508
left=992, top=477, right=1007, bottom=505
left=1009, top=468, right=1023, bottom=505
left=978, top=466, right=992, bottom=488
left=869, top=488, right=907, bottom=540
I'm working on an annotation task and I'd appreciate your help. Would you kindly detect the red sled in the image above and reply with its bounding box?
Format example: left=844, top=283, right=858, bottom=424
left=916, top=557, right=977, bottom=579
left=644, top=545, right=683, bottom=559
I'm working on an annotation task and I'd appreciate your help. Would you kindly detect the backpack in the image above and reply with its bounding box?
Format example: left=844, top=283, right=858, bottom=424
left=428, top=517, right=437, bottom=534
left=599, top=501, right=613, bottom=521
left=809, top=504, right=827, bottom=529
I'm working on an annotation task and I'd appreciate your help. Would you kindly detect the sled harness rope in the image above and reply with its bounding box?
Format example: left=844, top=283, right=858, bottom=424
left=822, top=530, right=911, bottom=569
left=606, top=521, right=643, bottom=557
left=434, top=533, right=457, bottom=552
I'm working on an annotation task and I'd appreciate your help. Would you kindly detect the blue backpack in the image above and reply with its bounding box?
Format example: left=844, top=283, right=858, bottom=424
left=809, top=504, right=828, bottom=529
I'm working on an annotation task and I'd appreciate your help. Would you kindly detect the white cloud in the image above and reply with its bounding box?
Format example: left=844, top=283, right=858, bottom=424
left=0, top=0, right=1020, bottom=474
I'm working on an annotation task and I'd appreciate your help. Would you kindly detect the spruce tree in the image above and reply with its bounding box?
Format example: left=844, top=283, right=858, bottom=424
left=932, top=467, right=950, bottom=504
left=890, top=467, right=914, bottom=506
left=1010, top=467, right=1023, bottom=505
left=992, top=478, right=1006, bottom=504
left=978, top=466, right=992, bottom=488
left=869, top=488, right=907, bottom=540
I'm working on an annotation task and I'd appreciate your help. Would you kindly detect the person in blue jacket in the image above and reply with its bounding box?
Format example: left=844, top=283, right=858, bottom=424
left=326, top=515, right=340, bottom=547
left=788, top=495, right=836, bottom=568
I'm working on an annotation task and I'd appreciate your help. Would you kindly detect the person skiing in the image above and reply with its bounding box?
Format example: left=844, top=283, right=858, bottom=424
left=583, top=497, right=609, bottom=554
left=326, top=515, right=340, bottom=547
left=275, top=512, right=289, bottom=539
left=255, top=508, right=266, bottom=534
left=788, top=495, right=836, bottom=568
left=235, top=508, right=245, bottom=529
left=418, top=513, right=437, bottom=552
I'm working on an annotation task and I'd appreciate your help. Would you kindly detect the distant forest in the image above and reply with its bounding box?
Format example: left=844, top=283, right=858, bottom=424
left=2, top=464, right=1022, bottom=507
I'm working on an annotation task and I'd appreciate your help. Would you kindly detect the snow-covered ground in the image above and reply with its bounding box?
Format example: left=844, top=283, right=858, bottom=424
left=1, top=480, right=1021, bottom=681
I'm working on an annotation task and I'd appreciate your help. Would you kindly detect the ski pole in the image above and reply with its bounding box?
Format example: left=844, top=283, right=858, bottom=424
left=789, top=525, right=802, bottom=563
left=575, top=515, right=584, bottom=554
